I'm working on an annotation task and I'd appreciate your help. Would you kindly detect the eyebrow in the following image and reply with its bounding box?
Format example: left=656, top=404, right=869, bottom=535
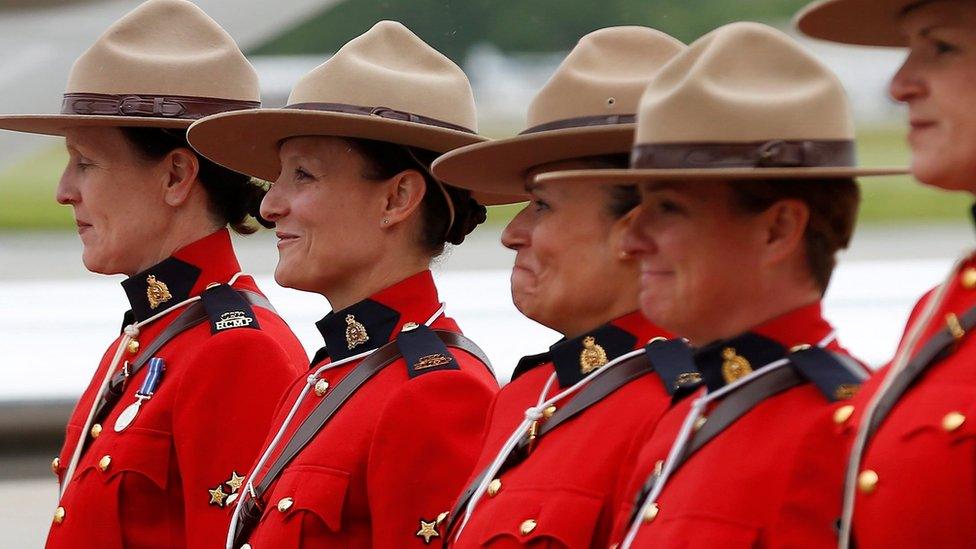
left=524, top=180, right=544, bottom=193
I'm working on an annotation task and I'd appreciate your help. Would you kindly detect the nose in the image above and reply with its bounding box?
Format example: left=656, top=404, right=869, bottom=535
left=889, top=51, right=924, bottom=105
left=621, top=204, right=653, bottom=258
left=55, top=166, right=80, bottom=206
left=259, top=179, right=287, bottom=222
left=501, top=204, right=532, bottom=251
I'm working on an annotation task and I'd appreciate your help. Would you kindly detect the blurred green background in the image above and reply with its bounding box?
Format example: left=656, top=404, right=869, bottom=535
left=1, top=0, right=971, bottom=230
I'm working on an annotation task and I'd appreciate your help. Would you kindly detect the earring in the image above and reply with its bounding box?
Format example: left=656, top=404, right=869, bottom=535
left=619, top=250, right=632, bottom=260
left=382, top=218, right=390, bottom=225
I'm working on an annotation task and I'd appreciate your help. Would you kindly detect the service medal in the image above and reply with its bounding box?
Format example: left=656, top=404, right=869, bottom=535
left=114, top=357, right=166, bottom=432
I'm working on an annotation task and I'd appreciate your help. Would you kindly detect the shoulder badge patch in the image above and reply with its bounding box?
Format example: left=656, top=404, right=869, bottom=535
left=200, top=284, right=261, bottom=335
left=789, top=346, right=868, bottom=402
left=396, top=324, right=460, bottom=379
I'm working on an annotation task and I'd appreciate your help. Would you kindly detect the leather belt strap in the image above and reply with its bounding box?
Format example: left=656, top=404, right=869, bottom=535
left=233, top=330, right=489, bottom=547
left=285, top=102, right=476, bottom=134
left=867, top=302, right=976, bottom=437
left=61, top=93, right=260, bottom=119
left=631, top=139, right=856, bottom=170
left=519, top=113, right=636, bottom=135
left=629, top=364, right=804, bottom=525
left=442, top=352, right=651, bottom=545
left=91, top=290, right=273, bottom=428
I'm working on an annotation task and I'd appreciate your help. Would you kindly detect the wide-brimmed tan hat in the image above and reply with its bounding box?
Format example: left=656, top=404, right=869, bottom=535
left=536, top=22, right=906, bottom=186
left=795, top=0, right=914, bottom=47
left=0, top=0, right=260, bottom=136
left=430, top=26, right=684, bottom=205
left=187, top=20, right=485, bottom=182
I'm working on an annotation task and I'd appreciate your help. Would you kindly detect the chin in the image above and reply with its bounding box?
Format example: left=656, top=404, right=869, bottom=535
left=912, top=157, right=976, bottom=193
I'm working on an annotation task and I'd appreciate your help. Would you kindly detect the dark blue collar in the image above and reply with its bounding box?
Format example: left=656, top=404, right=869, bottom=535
left=694, top=332, right=787, bottom=392
left=314, top=299, right=401, bottom=363
left=120, top=257, right=201, bottom=323
left=512, top=322, right=638, bottom=388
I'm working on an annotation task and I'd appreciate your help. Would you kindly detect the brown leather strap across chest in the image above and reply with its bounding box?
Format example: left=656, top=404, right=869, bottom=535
left=232, top=330, right=489, bottom=547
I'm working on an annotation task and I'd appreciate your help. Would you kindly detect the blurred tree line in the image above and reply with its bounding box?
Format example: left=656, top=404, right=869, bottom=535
left=254, top=0, right=809, bottom=61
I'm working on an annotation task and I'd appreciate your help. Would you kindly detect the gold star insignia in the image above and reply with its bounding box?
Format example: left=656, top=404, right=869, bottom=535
left=416, top=519, right=440, bottom=544
left=226, top=471, right=245, bottom=493
left=208, top=486, right=227, bottom=507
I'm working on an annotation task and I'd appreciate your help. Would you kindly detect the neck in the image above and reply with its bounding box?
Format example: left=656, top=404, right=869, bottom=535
left=688, top=284, right=821, bottom=346
left=129, top=215, right=222, bottom=276
left=323, top=249, right=430, bottom=312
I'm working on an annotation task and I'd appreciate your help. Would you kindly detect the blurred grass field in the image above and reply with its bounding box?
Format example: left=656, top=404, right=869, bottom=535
left=0, top=126, right=971, bottom=230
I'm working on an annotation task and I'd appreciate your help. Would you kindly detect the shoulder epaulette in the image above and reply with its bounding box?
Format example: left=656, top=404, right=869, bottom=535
left=200, top=284, right=261, bottom=335
left=646, top=338, right=701, bottom=397
left=789, top=346, right=868, bottom=401
left=396, top=324, right=460, bottom=379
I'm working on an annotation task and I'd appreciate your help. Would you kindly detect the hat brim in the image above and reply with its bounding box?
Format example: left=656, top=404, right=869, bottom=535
left=187, top=109, right=487, bottom=182
left=431, top=124, right=636, bottom=205
left=534, top=165, right=909, bottom=185
left=0, top=114, right=191, bottom=137
left=794, top=0, right=908, bottom=47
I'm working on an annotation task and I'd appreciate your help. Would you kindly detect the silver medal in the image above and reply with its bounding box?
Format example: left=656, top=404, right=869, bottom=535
left=114, top=400, right=141, bottom=432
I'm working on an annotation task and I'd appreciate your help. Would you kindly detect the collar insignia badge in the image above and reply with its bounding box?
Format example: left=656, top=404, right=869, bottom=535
left=579, top=336, right=609, bottom=374
left=146, top=275, right=172, bottom=309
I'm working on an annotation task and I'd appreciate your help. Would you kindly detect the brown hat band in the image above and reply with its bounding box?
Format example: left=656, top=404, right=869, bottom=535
left=631, top=139, right=856, bottom=170
left=61, top=93, right=260, bottom=119
left=285, top=102, right=476, bottom=134
left=520, top=113, right=636, bottom=135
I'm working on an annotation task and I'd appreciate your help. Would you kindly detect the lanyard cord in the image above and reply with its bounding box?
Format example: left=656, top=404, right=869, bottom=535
left=621, top=330, right=837, bottom=549
left=226, top=303, right=447, bottom=549
left=60, top=272, right=247, bottom=498
left=453, top=347, right=646, bottom=542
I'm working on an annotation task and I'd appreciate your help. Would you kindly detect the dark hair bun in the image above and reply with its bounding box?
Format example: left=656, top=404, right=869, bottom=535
left=445, top=190, right=487, bottom=246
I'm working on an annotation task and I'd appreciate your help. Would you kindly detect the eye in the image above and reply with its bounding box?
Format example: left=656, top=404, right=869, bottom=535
left=293, top=167, right=313, bottom=181
left=531, top=198, right=550, bottom=213
left=654, top=199, right=683, bottom=214
left=934, top=39, right=957, bottom=55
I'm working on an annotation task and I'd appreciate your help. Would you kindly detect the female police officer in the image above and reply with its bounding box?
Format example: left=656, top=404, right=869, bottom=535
left=427, top=27, right=688, bottom=547
left=0, top=1, right=307, bottom=547
left=186, top=21, right=497, bottom=548
left=538, top=22, right=902, bottom=547
left=797, top=0, right=976, bottom=545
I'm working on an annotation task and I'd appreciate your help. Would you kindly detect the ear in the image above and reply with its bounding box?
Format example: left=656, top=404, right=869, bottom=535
left=611, top=207, right=641, bottom=263
left=759, top=199, right=809, bottom=267
left=161, top=148, right=201, bottom=208
left=378, top=168, right=427, bottom=229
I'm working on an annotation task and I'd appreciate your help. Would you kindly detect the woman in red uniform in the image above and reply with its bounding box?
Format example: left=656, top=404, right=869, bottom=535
left=0, top=1, right=307, bottom=547
left=186, top=21, right=498, bottom=548
left=427, top=27, right=688, bottom=548
left=797, top=0, right=976, bottom=546
left=538, top=22, right=900, bottom=547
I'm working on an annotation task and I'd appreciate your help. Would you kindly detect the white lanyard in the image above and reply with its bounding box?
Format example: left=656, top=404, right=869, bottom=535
left=452, top=347, right=647, bottom=542
left=621, top=330, right=837, bottom=549
left=60, top=272, right=246, bottom=498
left=226, top=303, right=447, bottom=549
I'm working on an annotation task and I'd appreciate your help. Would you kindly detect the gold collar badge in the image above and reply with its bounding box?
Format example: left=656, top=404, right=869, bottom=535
left=579, top=336, right=609, bottom=374
left=721, top=347, right=753, bottom=384
left=345, top=314, right=369, bottom=349
left=146, top=275, right=172, bottom=309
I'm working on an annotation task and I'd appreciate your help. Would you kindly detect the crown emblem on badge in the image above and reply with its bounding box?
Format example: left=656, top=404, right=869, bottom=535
left=721, top=347, right=753, bottom=383
left=146, top=275, right=172, bottom=309
left=579, top=336, right=609, bottom=374
left=345, top=314, right=369, bottom=349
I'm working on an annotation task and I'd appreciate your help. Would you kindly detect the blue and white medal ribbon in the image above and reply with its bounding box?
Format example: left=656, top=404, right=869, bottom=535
left=114, top=357, right=166, bottom=432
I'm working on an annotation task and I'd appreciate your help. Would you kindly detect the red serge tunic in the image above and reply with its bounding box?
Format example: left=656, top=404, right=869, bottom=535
left=238, top=271, right=498, bottom=548
left=846, top=252, right=976, bottom=546
left=449, top=312, right=673, bottom=548
left=613, top=303, right=867, bottom=548
left=46, top=229, right=307, bottom=548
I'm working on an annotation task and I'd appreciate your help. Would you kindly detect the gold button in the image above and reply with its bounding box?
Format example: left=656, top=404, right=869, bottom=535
left=858, top=470, right=879, bottom=493
left=693, top=416, right=707, bottom=431
left=314, top=379, right=330, bottom=397
left=962, top=268, right=976, bottom=289
left=643, top=502, right=660, bottom=523
left=90, top=423, right=102, bottom=438
left=51, top=457, right=61, bottom=476
left=942, top=411, right=966, bottom=432
left=277, top=497, right=294, bottom=512
left=834, top=405, right=855, bottom=425
left=53, top=506, right=65, bottom=524
left=127, top=340, right=140, bottom=354
left=543, top=405, right=557, bottom=419
left=519, top=519, right=537, bottom=535
left=98, top=455, right=112, bottom=472
left=487, top=478, right=502, bottom=497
